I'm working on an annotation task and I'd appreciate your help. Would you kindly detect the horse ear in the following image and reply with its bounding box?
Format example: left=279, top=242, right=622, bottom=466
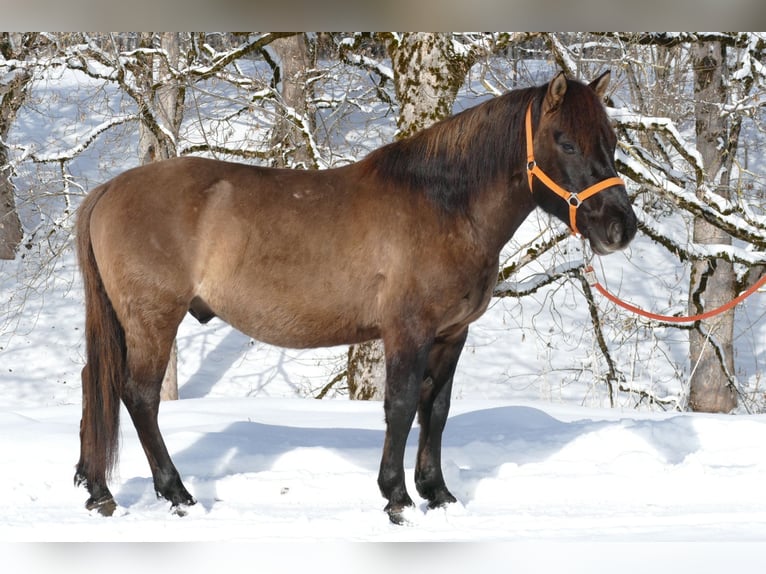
left=544, top=71, right=568, bottom=113
left=589, top=70, right=611, bottom=100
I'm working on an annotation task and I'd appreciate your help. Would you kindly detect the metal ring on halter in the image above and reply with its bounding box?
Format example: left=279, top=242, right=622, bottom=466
left=567, top=193, right=581, bottom=207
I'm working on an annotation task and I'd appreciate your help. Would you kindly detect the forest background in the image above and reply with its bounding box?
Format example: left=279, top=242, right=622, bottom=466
left=1, top=32, right=766, bottom=416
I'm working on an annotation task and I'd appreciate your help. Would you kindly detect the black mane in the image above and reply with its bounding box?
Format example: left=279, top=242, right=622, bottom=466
left=364, top=86, right=541, bottom=213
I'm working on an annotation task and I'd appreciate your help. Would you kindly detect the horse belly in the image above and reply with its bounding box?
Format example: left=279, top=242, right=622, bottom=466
left=201, top=280, right=380, bottom=350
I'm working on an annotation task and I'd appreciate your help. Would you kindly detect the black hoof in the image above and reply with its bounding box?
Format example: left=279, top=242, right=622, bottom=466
left=426, top=490, right=457, bottom=510
left=156, top=479, right=196, bottom=506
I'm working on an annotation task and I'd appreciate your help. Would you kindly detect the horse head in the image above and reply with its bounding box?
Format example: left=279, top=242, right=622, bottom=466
left=526, top=71, right=637, bottom=255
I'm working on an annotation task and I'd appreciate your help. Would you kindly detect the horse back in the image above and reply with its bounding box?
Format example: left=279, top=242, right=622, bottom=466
left=85, top=156, right=496, bottom=349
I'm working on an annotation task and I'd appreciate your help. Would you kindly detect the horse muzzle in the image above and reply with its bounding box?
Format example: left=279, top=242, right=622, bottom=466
left=581, top=193, right=638, bottom=255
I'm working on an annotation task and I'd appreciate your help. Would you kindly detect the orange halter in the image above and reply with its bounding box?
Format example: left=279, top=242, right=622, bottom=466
left=525, top=103, right=624, bottom=237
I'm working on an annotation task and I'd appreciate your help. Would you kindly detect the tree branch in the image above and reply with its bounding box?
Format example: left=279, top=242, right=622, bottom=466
left=28, top=115, right=139, bottom=163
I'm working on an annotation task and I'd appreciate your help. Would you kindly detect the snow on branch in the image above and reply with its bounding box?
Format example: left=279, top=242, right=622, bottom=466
left=337, top=34, right=394, bottom=84
left=494, top=230, right=577, bottom=298
left=620, top=32, right=756, bottom=49
left=545, top=34, right=577, bottom=77
left=636, top=209, right=766, bottom=268
left=611, top=108, right=766, bottom=250
left=340, top=53, right=393, bottom=83
left=609, top=107, right=705, bottom=183
left=184, top=34, right=288, bottom=78
left=280, top=103, right=326, bottom=169
left=180, top=144, right=272, bottom=161
left=28, top=115, right=138, bottom=163
left=494, top=261, right=583, bottom=298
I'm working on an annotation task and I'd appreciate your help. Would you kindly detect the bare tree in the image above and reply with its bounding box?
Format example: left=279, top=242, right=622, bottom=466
left=0, top=33, right=38, bottom=259
left=601, top=34, right=763, bottom=410
left=128, top=33, right=188, bottom=400
left=5, top=32, right=766, bottom=413
left=687, top=41, right=738, bottom=412
left=138, top=32, right=186, bottom=401
left=265, top=33, right=316, bottom=169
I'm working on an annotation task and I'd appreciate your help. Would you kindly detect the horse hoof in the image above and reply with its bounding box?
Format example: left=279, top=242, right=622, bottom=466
left=85, top=496, right=118, bottom=517
left=427, top=491, right=458, bottom=510
left=387, top=510, right=412, bottom=526
left=170, top=497, right=197, bottom=517
left=386, top=504, right=418, bottom=526
left=171, top=505, right=188, bottom=517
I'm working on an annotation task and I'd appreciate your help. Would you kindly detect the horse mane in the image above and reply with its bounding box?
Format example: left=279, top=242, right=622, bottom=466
left=362, top=85, right=542, bottom=213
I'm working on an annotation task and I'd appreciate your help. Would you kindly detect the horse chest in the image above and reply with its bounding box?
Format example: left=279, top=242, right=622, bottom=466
left=435, top=260, right=497, bottom=335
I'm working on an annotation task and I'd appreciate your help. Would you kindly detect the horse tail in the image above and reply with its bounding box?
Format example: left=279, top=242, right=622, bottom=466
left=75, top=183, right=125, bottom=486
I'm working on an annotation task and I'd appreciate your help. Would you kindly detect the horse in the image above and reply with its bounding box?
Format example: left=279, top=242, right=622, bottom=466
left=74, top=70, right=637, bottom=524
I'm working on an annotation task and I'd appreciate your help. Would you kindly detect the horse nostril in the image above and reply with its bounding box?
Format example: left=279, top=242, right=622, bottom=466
left=608, top=220, right=623, bottom=245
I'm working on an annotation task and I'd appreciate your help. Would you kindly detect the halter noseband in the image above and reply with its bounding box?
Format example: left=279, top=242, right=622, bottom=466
left=525, top=102, right=624, bottom=237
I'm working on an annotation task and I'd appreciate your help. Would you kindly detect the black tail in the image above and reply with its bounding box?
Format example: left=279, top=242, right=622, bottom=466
left=74, top=183, right=125, bottom=488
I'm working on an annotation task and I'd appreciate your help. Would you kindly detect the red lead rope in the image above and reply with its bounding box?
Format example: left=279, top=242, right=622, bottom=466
left=584, top=263, right=766, bottom=323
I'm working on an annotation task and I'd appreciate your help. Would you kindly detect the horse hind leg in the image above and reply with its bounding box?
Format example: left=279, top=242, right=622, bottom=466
left=121, top=306, right=196, bottom=512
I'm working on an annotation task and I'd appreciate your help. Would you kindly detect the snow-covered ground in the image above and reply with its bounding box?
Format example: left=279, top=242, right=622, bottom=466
left=5, top=390, right=766, bottom=543
left=2, top=48, right=766, bottom=569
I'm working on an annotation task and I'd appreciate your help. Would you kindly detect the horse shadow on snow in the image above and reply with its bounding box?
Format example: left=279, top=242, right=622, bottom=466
left=114, top=405, right=700, bottom=513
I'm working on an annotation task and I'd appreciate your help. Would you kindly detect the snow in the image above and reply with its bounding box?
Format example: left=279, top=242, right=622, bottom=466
left=2, top=43, right=766, bottom=569
left=5, top=394, right=766, bottom=545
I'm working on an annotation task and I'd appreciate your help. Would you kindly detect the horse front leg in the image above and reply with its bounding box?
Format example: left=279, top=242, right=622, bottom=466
left=377, top=333, right=432, bottom=525
left=415, top=328, right=468, bottom=510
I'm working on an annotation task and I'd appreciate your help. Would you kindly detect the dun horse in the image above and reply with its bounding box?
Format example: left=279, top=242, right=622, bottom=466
left=75, top=71, right=637, bottom=524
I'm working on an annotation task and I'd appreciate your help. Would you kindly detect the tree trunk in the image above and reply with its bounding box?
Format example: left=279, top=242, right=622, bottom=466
left=135, top=32, right=185, bottom=401
left=158, top=32, right=183, bottom=402
left=268, top=34, right=315, bottom=169
left=0, top=48, right=31, bottom=259
left=389, top=33, right=469, bottom=139
left=0, top=142, right=23, bottom=260
left=347, top=33, right=471, bottom=400
left=688, top=41, right=737, bottom=413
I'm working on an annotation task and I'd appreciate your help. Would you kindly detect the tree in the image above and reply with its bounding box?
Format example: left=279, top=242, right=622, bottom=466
left=265, top=33, right=316, bottom=169
left=4, top=32, right=765, bottom=413
left=610, top=33, right=764, bottom=412
left=687, top=41, right=738, bottom=412
left=0, top=33, right=38, bottom=260
left=603, top=34, right=763, bottom=410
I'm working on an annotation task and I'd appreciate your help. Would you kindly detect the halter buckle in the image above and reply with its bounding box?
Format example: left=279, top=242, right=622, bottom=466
left=567, top=193, right=581, bottom=208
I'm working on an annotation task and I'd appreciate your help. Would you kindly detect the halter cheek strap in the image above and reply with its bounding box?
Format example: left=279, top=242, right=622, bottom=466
left=525, top=103, right=624, bottom=237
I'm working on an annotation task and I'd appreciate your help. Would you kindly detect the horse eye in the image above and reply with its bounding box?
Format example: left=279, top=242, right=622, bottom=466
left=553, top=131, right=577, bottom=154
